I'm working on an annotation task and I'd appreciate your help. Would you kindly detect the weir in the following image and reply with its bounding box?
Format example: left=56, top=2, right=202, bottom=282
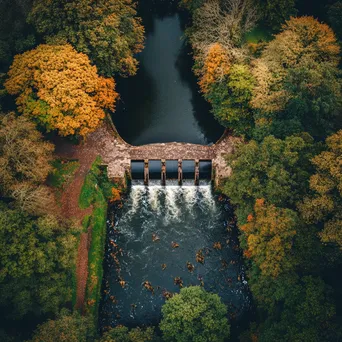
left=130, top=159, right=212, bottom=185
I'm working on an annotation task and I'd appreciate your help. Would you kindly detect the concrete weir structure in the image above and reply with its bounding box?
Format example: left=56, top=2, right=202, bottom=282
left=84, top=122, right=238, bottom=186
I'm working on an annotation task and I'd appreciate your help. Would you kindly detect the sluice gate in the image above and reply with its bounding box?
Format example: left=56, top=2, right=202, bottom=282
left=130, top=159, right=212, bottom=185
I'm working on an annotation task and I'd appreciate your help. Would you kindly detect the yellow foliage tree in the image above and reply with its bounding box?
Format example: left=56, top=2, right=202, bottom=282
left=299, top=130, right=342, bottom=248
left=241, top=199, right=297, bottom=277
left=252, top=16, right=340, bottom=113
left=198, top=43, right=231, bottom=94
left=5, top=44, right=118, bottom=137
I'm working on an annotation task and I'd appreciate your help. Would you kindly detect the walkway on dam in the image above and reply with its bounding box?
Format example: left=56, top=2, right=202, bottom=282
left=63, top=122, right=239, bottom=185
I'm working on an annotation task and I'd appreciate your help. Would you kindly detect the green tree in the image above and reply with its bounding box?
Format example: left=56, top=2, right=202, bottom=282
left=260, top=276, right=337, bottom=342
left=0, top=0, right=36, bottom=71
left=299, top=130, right=342, bottom=248
left=30, top=310, right=94, bottom=342
left=28, top=0, right=144, bottom=77
left=328, top=1, right=342, bottom=39
left=0, top=207, right=79, bottom=318
left=223, top=134, right=315, bottom=223
left=259, top=0, right=297, bottom=30
left=160, top=286, right=230, bottom=342
left=100, top=326, right=157, bottom=342
left=179, top=0, right=205, bottom=13
left=207, top=63, right=255, bottom=136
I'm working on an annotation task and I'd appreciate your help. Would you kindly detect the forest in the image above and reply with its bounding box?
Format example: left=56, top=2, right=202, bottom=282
left=0, top=0, right=341, bottom=341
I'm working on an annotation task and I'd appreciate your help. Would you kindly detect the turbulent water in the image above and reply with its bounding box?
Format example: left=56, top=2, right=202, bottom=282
left=100, top=181, right=249, bottom=329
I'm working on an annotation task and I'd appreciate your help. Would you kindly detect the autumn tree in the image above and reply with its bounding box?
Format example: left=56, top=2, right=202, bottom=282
left=241, top=199, right=297, bottom=277
left=197, top=43, right=231, bottom=93
left=223, top=134, right=315, bottom=223
left=5, top=44, right=118, bottom=137
left=160, top=286, right=230, bottom=342
left=299, top=130, right=342, bottom=248
left=251, top=16, right=341, bottom=139
left=0, top=112, right=54, bottom=190
left=0, top=208, right=79, bottom=318
left=0, top=112, right=56, bottom=215
left=30, top=310, right=94, bottom=342
left=28, top=0, right=144, bottom=77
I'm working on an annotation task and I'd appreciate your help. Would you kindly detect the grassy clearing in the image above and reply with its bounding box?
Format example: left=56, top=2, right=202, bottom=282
left=244, top=25, right=273, bottom=43
left=78, top=156, right=118, bottom=328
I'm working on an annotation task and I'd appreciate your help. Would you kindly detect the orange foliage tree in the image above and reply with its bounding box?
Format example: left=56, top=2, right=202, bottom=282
left=5, top=44, right=118, bottom=137
left=241, top=199, right=297, bottom=277
left=110, top=188, right=121, bottom=203
left=198, top=43, right=231, bottom=94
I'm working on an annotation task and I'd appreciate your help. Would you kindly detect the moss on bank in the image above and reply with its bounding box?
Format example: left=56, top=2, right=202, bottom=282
left=78, top=156, right=119, bottom=329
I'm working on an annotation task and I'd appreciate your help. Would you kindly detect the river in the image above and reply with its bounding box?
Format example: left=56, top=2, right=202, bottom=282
left=111, top=0, right=223, bottom=145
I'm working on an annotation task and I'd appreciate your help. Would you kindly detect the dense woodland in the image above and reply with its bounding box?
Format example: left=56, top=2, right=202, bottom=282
left=0, top=0, right=341, bottom=341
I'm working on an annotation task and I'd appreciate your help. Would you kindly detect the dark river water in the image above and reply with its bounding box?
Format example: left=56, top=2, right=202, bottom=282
left=111, top=1, right=223, bottom=145
left=100, top=181, right=249, bottom=330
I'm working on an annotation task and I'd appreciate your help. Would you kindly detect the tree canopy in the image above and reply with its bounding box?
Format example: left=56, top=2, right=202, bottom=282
left=0, top=112, right=56, bottom=215
left=30, top=311, right=94, bottom=342
left=223, top=134, right=315, bottom=222
left=160, top=286, right=230, bottom=342
left=251, top=16, right=341, bottom=139
left=241, top=199, right=297, bottom=277
left=0, top=208, right=79, bottom=318
left=299, top=130, right=342, bottom=248
left=5, top=44, right=118, bottom=137
left=100, top=326, right=157, bottom=342
left=28, top=0, right=145, bottom=77
left=259, top=0, right=297, bottom=29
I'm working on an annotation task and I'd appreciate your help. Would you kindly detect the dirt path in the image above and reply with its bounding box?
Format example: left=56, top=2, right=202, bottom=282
left=54, top=135, right=99, bottom=313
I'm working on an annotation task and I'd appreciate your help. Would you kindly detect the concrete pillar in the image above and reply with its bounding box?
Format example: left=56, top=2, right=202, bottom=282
left=195, top=159, right=199, bottom=186
left=144, top=159, right=149, bottom=186
left=178, top=159, right=183, bottom=186
left=161, top=159, right=166, bottom=186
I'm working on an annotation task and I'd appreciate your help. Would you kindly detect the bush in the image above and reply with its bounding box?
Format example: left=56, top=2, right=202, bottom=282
left=160, top=286, right=230, bottom=342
